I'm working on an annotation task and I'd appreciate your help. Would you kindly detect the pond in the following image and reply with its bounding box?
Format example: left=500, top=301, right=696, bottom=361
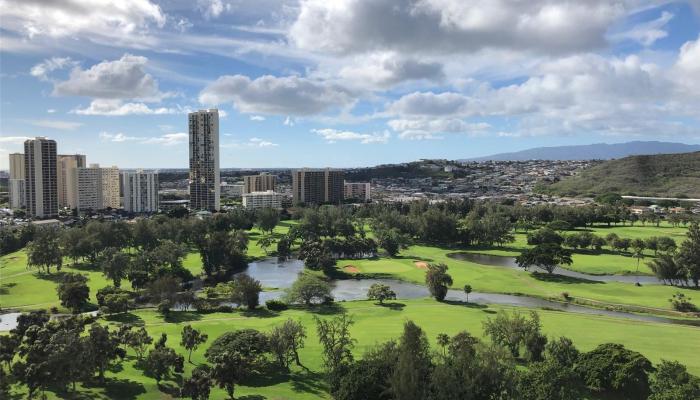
left=446, top=252, right=663, bottom=285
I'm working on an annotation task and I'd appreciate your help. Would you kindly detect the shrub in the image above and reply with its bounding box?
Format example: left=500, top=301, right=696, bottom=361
left=266, top=299, right=288, bottom=311
left=669, top=292, right=697, bottom=312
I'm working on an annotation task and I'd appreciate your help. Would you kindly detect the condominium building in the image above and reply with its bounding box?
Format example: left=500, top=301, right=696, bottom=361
left=122, top=170, right=159, bottom=213
left=57, top=154, right=86, bottom=209
left=188, top=109, right=220, bottom=211
left=8, top=153, right=25, bottom=209
left=292, top=168, right=344, bottom=205
left=344, top=182, right=371, bottom=202
left=24, top=137, right=58, bottom=217
left=76, top=165, right=103, bottom=211
left=221, top=182, right=244, bottom=197
left=242, top=190, right=283, bottom=210
left=74, top=164, right=119, bottom=211
left=243, top=173, right=276, bottom=194
left=101, top=165, right=120, bottom=209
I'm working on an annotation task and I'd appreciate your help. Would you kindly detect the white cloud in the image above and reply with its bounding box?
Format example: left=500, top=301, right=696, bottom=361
left=199, top=74, right=355, bottom=115
left=0, top=136, right=31, bottom=144
left=290, top=0, right=624, bottom=56
left=0, top=0, right=165, bottom=45
left=30, top=120, right=83, bottom=130
left=388, top=119, right=491, bottom=139
left=100, top=132, right=139, bottom=142
left=101, top=131, right=187, bottom=145
left=72, top=99, right=177, bottom=116
left=53, top=54, right=164, bottom=100
left=198, top=0, right=230, bottom=19
left=611, top=11, right=674, bottom=46
left=249, top=137, right=278, bottom=147
left=47, top=109, right=57, bottom=114
left=30, top=57, right=78, bottom=81
left=313, top=128, right=390, bottom=144
left=283, top=116, right=295, bottom=126
left=250, top=115, right=266, bottom=121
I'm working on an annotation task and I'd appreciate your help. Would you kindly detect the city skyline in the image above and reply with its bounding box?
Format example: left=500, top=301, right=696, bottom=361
left=2, top=1, right=700, bottom=171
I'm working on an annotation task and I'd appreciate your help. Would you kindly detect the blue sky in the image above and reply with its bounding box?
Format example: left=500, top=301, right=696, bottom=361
left=1, top=0, right=699, bottom=169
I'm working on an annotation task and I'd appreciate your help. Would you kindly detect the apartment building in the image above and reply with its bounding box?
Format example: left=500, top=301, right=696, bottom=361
left=101, top=165, right=120, bottom=209
left=122, top=170, right=159, bottom=213
left=344, top=182, right=371, bottom=202
left=24, top=137, right=58, bottom=217
left=292, top=168, right=344, bottom=205
left=243, top=173, right=276, bottom=194
left=57, top=154, right=86, bottom=209
left=76, top=165, right=103, bottom=211
left=8, top=153, right=25, bottom=209
left=242, top=190, right=283, bottom=210
left=188, top=109, right=220, bottom=211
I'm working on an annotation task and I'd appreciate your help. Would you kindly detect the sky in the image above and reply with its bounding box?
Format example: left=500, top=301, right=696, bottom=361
left=1, top=0, right=699, bottom=169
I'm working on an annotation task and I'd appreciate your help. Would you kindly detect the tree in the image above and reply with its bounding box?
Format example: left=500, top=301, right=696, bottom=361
left=268, top=319, right=306, bottom=369
left=516, top=243, right=572, bottom=274
left=298, top=240, right=336, bottom=271
left=143, top=335, right=184, bottom=385
left=649, top=360, right=700, bottom=400
left=85, top=323, right=125, bottom=384
left=376, top=227, right=410, bottom=257
left=182, top=364, right=213, bottom=400
left=436, top=333, right=450, bottom=357
left=669, top=292, right=696, bottom=312
left=230, top=273, right=262, bottom=309
left=206, top=329, right=269, bottom=399
left=545, top=336, right=579, bottom=368
left=285, top=273, right=333, bottom=306
left=366, top=283, right=396, bottom=304
left=315, top=314, right=355, bottom=378
left=276, top=235, right=293, bottom=261
left=463, top=284, right=472, bottom=303
left=100, top=247, right=130, bottom=287
left=57, top=273, right=90, bottom=313
left=334, top=341, right=399, bottom=400
left=518, top=359, right=583, bottom=400
left=649, top=255, right=687, bottom=286
left=677, top=222, right=700, bottom=286
left=147, top=274, right=181, bottom=312
left=26, top=227, right=63, bottom=274
left=389, top=320, right=432, bottom=400
left=425, top=263, right=453, bottom=301
left=483, top=310, right=543, bottom=358
left=256, top=207, right=280, bottom=234
left=257, top=234, right=275, bottom=255
left=631, top=238, right=646, bottom=278
left=576, top=343, right=654, bottom=400
left=121, top=326, right=153, bottom=359
left=181, top=325, right=208, bottom=363
left=657, top=236, right=677, bottom=254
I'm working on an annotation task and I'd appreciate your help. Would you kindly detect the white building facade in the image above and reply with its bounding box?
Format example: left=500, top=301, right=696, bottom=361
left=8, top=153, right=25, bottom=209
left=242, top=190, right=283, bottom=210
left=344, top=182, right=371, bottom=202
left=122, top=170, right=159, bottom=213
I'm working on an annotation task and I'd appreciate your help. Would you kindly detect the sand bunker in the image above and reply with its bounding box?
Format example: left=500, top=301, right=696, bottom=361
left=414, top=261, right=429, bottom=270
left=343, top=265, right=360, bottom=273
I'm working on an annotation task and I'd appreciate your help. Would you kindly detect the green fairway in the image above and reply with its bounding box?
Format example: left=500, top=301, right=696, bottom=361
left=9, top=298, right=700, bottom=399
left=339, top=243, right=699, bottom=313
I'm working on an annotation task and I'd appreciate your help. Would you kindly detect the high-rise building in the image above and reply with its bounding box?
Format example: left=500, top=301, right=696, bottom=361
left=101, top=165, right=120, bottom=209
left=242, top=190, right=283, bottom=210
left=122, top=170, right=159, bottom=213
left=243, top=173, right=276, bottom=194
left=57, top=154, right=86, bottom=209
left=188, top=109, right=220, bottom=211
left=344, top=182, right=371, bottom=202
left=292, top=168, right=344, bottom=205
left=76, top=164, right=103, bottom=211
left=24, top=137, right=58, bottom=217
left=74, top=164, right=119, bottom=211
left=8, top=153, right=25, bottom=209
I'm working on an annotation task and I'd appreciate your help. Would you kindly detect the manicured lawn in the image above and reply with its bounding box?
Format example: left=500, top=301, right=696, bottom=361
left=9, top=299, right=700, bottom=399
left=339, top=243, right=699, bottom=312
left=470, top=223, right=689, bottom=275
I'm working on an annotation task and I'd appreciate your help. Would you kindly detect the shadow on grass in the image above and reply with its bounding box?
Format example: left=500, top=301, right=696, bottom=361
left=242, top=308, right=278, bottom=319
left=531, top=271, right=603, bottom=285
left=69, top=262, right=101, bottom=272
left=103, top=379, right=146, bottom=400
left=442, top=300, right=488, bottom=309
left=482, top=309, right=498, bottom=314
left=164, top=311, right=203, bottom=323
left=0, top=282, right=16, bottom=295
left=239, top=396, right=267, bottom=400
left=392, top=255, right=435, bottom=262
left=105, top=312, right=144, bottom=326
left=377, top=302, right=406, bottom=311
left=306, top=303, right=346, bottom=315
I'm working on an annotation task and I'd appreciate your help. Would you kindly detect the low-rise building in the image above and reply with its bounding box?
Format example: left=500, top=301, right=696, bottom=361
left=344, top=182, right=371, bottom=202
left=242, top=190, right=283, bottom=210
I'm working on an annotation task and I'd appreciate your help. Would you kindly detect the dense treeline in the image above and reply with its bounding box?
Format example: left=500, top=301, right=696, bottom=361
left=3, top=307, right=698, bottom=400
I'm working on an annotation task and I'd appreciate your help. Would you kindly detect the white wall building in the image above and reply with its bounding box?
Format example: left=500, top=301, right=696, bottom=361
left=8, top=153, right=25, bottom=209
left=122, top=170, right=159, bottom=213
left=344, top=182, right=371, bottom=202
left=76, top=165, right=102, bottom=211
left=101, top=165, right=120, bottom=209
left=189, top=109, right=220, bottom=211
left=221, top=182, right=244, bottom=197
left=242, top=190, right=283, bottom=210
left=57, top=154, right=86, bottom=209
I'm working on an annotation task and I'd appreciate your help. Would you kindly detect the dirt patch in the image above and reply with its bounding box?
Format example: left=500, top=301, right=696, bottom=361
left=343, top=265, right=360, bottom=273
left=414, top=261, right=429, bottom=270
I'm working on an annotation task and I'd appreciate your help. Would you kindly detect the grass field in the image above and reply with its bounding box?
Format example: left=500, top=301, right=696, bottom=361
left=8, top=298, right=700, bottom=399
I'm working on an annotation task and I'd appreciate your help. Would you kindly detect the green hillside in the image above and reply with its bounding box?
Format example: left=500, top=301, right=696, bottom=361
left=543, top=151, right=700, bottom=197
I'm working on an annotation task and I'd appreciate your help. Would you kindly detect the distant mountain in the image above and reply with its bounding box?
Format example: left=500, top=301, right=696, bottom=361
left=465, top=141, right=700, bottom=161
left=541, top=151, right=700, bottom=198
